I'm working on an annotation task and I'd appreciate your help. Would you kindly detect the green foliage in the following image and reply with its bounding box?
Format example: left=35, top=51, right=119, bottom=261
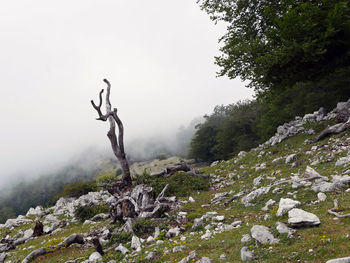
left=198, top=0, right=350, bottom=91
left=0, top=206, right=15, bottom=223
left=134, top=171, right=210, bottom=198
left=74, top=205, right=109, bottom=222
left=132, top=219, right=163, bottom=237
left=108, top=231, right=132, bottom=245
left=55, top=181, right=98, bottom=199
left=96, top=170, right=116, bottom=190
left=257, top=68, right=350, bottom=140
left=189, top=100, right=261, bottom=161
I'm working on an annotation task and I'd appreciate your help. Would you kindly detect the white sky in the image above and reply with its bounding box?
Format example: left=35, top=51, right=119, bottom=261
left=0, top=0, right=253, bottom=185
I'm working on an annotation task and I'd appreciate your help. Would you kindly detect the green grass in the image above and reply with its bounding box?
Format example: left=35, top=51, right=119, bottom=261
left=3, top=120, right=350, bottom=262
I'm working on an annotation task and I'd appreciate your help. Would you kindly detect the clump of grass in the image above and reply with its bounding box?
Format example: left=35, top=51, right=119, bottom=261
left=134, top=171, right=210, bottom=197
left=74, top=204, right=109, bottom=222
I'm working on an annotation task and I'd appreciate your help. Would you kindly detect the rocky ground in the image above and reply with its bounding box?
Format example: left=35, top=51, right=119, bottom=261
left=0, top=100, right=350, bottom=263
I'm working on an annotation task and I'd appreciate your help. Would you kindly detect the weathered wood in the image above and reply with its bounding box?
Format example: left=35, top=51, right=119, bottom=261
left=328, top=199, right=350, bottom=218
left=109, top=184, right=172, bottom=224
left=0, top=252, right=7, bottom=263
left=33, top=221, right=43, bottom=237
left=21, top=248, right=47, bottom=263
left=21, top=234, right=84, bottom=263
left=91, top=79, right=132, bottom=187
left=92, top=237, right=104, bottom=255
left=313, top=118, right=350, bottom=142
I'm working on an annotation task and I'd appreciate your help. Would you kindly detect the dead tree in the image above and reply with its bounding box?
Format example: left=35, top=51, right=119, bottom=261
left=91, top=79, right=132, bottom=187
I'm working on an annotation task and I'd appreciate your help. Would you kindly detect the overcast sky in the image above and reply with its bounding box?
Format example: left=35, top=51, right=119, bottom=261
left=0, top=0, right=253, bottom=185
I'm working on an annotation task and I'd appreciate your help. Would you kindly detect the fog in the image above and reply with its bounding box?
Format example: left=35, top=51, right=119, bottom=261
left=0, top=1, right=253, bottom=187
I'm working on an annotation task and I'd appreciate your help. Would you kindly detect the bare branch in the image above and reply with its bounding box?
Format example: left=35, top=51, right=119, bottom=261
left=328, top=199, right=350, bottom=218
left=91, top=89, right=104, bottom=118
left=91, top=79, right=132, bottom=187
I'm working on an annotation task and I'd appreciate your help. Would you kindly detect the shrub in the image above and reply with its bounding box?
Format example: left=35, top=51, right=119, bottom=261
left=55, top=181, right=98, bottom=199
left=96, top=171, right=116, bottom=190
left=109, top=231, right=132, bottom=245
left=134, top=171, right=210, bottom=198
left=132, top=218, right=161, bottom=237
left=74, top=204, right=109, bottom=222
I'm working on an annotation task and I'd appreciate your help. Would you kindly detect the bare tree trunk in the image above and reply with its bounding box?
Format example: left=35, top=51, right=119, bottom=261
left=91, top=79, right=132, bottom=187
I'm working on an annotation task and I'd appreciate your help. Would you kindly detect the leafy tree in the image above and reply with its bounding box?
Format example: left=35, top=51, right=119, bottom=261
left=198, top=0, right=350, bottom=91
left=190, top=100, right=260, bottom=161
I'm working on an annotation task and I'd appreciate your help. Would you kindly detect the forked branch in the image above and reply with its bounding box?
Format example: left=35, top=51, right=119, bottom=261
left=91, top=79, right=132, bottom=187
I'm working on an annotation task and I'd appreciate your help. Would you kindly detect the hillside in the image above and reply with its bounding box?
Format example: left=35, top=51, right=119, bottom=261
left=0, top=100, right=350, bottom=263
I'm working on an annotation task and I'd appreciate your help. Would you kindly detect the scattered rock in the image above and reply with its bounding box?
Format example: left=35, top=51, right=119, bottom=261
left=197, top=257, right=212, bottom=263
left=286, top=154, right=297, bottom=164
left=251, top=225, right=279, bottom=244
left=131, top=236, right=141, bottom=251
left=173, top=245, right=187, bottom=253
left=335, top=155, right=350, bottom=166
left=179, top=251, right=197, bottom=263
left=241, top=246, right=254, bottom=261
left=166, top=227, right=180, bottom=238
left=188, top=197, right=195, bottom=203
left=89, top=252, right=102, bottom=262
left=115, top=244, right=129, bottom=254
left=241, top=234, right=252, bottom=243
left=276, top=222, right=295, bottom=238
left=241, top=187, right=271, bottom=206
left=277, top=198, right=301, bottom=216
left=288, top=208, right=321, bottom=227
left=317, top=192, right=327, bottom=202
left=262, top=199, right=276, bottom=211
left=326, top=256, right=350, bottom=263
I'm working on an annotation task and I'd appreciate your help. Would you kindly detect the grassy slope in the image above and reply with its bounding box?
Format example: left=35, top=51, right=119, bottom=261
left=3, top=120, right=350, bottom=263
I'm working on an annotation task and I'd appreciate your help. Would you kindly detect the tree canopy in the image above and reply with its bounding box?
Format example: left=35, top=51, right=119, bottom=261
left=198, top=0, right=350, bottom=91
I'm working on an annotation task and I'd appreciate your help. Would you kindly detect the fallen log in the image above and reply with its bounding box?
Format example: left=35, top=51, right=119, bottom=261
left=152, top=162, right=200, bottom=177
left=21, top=234, right=84, bottom=263
left=0, top=252, right=7, bottom=263
left=328, top=199, right=350, bottom=218
left=313, top=118, right=350, bottom=142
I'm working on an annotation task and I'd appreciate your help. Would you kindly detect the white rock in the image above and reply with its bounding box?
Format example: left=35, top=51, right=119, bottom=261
left=146, top=236, right=155, bottom=243
left=241, top=246, right=254, bottom=261
left=241, top=234, right=252, bottom=243
left=326, top=256, right=350, bottom=263
left=241, top=187, right=271, bottom=206
left=201, top=230, right=212, bottom=240
left=277, top=198, right=301, bottom=216
left=232, top=221, right=242, bottom=227
left=89, top=252, right=102, bottom=262
left=238, top=151, right=247, bottom=157
left=276, top=222, right=295, bottom=238
left=335, top=155, right=350, bottom=166
left=173, top=245, right=187, bottom=253
left=251, top=225, right=279, bottom=244
left=288, top=208, right=321, bottom=227
left=131, top=235, right=141, bottom=251
left=115, top=244, right=129, bottom=254
left=303, top=166, right=328, bottom=181
left=253, top=175, right=264, bottom=186
left=262, top=199, right=276, bottom=211
left=286, top=154, right=297, bottom=164
left=188, top=196, right=195, bottom=203
left=166, top=227, right=180, bottom=238
left=197, top=257, right=212, bottom=263
left=317, top=192, right=327, bottom=201
left=22, top=229, right=34, bottom=239
left=213, top=216, right=225, bottom=221
left=219, top=254, right=227, bottom=260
